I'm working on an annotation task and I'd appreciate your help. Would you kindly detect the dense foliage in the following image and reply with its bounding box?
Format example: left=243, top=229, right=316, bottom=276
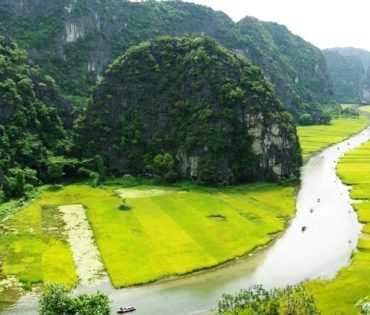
left=0, top=0, right=334, bottom=122
left=323, top=47, right=370, bottom=104
left=39, top=283, right=110, bottom=315
left=78, top=37, right=301, bottom=184
left=218, top=284, right=320, bottom=315
left=238, top=17, right=334, bottom=123
left=0, top=31, right=73, bottom=199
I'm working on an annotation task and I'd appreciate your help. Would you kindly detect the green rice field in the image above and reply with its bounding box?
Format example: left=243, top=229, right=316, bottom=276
left=0, top=183, right=296, bottom=288
left=297, top=116, right=368, bottom=159
left=0, top=198, right=77, bottom=289
left=308, top=139, right=370, bottom=314
left=1, top=111, right=370, bottom=309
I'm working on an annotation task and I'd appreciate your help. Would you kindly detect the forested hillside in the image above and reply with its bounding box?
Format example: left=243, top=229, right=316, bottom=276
left=78, top=37, right=302, bottom=184
left=324, top=47, right=370, bottom=104
left=0, top=0, right=334, bottom=122
left=0, top=30, right=71, bottom=199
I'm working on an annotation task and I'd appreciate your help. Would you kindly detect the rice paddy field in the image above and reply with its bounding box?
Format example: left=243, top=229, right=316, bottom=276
left=0, top=183, right=296, bottom=291
left=0, top=193, right=77, bottom=310
left=308, top=136, right=370, bottom=314
left=297, top=116, right=369, bottom=159
left=1, top=113, right=369, bottom=310
left=360, top=105, right=370, bottom=113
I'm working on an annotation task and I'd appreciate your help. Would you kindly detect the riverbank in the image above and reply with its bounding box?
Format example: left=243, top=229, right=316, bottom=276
left=297, top=115, right=368, bottom=159
left=1, top=115, right=369, bottom=313
left=308, top=123, right=370, bottom=314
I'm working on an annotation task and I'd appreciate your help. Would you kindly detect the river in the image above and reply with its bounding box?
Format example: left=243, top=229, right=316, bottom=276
left=3, top=125, right=370, bottom=315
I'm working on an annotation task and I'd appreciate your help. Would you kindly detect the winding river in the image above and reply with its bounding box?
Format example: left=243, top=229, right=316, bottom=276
left=3, top=125, right=370, bottom=315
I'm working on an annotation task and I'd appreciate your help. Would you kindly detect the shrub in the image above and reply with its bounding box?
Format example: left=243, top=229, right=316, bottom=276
left=0, top=190, right=4, bottom=204
left=39, top=282, right=110, bottom=315
left=218, top=284, right=320, bottom=315
left=47, top=184, right=64, bottom=192
left=299, top=113, right=314, bottom=125
left=356, top=297, right=370, bottom=315
left=119, top=199, right=132, bottom=211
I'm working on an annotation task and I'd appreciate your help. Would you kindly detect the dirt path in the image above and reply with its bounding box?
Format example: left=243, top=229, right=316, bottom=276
left=59, top=205, right=106, bottom=285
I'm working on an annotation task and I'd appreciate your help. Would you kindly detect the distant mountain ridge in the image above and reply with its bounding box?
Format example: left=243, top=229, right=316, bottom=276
left=323, top=47, right=370, bottom=104
left=0, top=0, right=334, bottom=122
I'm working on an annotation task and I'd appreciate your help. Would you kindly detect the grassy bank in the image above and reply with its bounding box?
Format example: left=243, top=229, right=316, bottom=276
left=308, top=133, right=370, bottom=314
left=0, top=183, right=296, bottom=289
left=297, top=116, right=368, bottom=159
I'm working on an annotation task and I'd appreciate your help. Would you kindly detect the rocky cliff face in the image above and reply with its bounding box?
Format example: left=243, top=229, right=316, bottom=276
left=324, top=47, right=370, bottom=104
left=0, top=0, right=334, bottom=121
left=78, top=37, right=301, bottom=184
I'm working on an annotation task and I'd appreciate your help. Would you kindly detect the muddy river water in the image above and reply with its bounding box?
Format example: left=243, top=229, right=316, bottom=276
left=3, top=125, right=370, bottom=315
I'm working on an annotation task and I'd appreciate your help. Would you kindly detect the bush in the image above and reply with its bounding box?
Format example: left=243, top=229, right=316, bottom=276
left=4, top=167, right=38, bottom=199
left=218, top=284, right=320, bottom=315
left=47, top=184, right=64, bottom=192
left=299, top=113, right=314, bottom=125
left=39, top=282, right=110, bottom=315
left=356, top=297, right=370, bottom=315
left=0, top=190, right=4, bottom=204
left=119, top=199, right=132, bottom=211
left=77, top=167, right=100, bottom=187
left=89, top=171, right=100, bottom=187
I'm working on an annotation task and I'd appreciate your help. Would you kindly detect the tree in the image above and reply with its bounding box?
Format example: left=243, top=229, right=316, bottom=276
left=4, top=167, right=38, bottom=198
left=39, top=282, right=110, bottom=315
left=152, top=153, right=177, bottom=182
left=46, top=157, right=65, bottom=183
left=299, top=113, right=314, bottom=125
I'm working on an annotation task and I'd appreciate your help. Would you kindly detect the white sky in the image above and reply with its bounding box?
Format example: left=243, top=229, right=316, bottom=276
left=184, top=0, right=370, bottom=51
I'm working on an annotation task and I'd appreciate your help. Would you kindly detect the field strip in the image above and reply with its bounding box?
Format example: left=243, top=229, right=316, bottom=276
left=59, top=205, right=106, bottom=285
left=116, top=188, right=187, bottom=199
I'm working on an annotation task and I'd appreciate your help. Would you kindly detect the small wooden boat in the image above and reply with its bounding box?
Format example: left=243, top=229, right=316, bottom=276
left=117, top=306, right=136, bottom=314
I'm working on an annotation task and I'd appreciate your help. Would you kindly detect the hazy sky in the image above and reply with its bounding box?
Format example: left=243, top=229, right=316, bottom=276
left=185, top=0, right=370, bottom=51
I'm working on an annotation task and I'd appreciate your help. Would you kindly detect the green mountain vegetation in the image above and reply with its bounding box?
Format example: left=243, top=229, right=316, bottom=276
left=78, top=36, right=301, bottom=184
left=0, top=0, right=334, bottom=122
left=238, top=17, right=334, bottom=123
left=0, top=30, right=72, bottom=200
left=331, top=47, right=370, bottom=69
left=323, top=47, right=370, bottom=104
